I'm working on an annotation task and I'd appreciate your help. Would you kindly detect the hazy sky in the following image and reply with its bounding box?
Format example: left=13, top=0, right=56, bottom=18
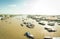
left=0, top=0, right=60, bottom=15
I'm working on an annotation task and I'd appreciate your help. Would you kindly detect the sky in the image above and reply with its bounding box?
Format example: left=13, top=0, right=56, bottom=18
left=0, top=0, right=60, bottom=15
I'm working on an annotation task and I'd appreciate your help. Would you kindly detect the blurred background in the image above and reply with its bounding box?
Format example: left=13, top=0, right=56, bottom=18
left=0, top=0, right=60, bottom=15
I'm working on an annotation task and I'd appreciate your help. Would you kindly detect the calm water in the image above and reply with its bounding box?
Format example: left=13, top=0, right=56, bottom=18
left=0, top=16, right=60, bottom=39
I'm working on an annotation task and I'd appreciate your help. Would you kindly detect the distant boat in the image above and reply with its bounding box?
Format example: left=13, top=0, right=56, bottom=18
left=0, top=17, right=3, bottom=20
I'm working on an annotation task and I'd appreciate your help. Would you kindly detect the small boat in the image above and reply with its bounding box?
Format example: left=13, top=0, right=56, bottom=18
left=24, top=32, right=34, bottom=39
left=38, top=21, right=45, bottom=25
left=44, top=27, right=56, bottom=32
left=47, top=21, right=55, bottom=26
left=44, top=36, right=52, bottom=39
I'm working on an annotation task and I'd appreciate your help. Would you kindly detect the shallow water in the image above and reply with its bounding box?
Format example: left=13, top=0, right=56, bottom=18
left=0, top=16, right=60, bottom=39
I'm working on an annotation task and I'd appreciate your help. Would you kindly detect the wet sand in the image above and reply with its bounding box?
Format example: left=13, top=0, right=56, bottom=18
left=0, top=16, right=60, bottom=39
